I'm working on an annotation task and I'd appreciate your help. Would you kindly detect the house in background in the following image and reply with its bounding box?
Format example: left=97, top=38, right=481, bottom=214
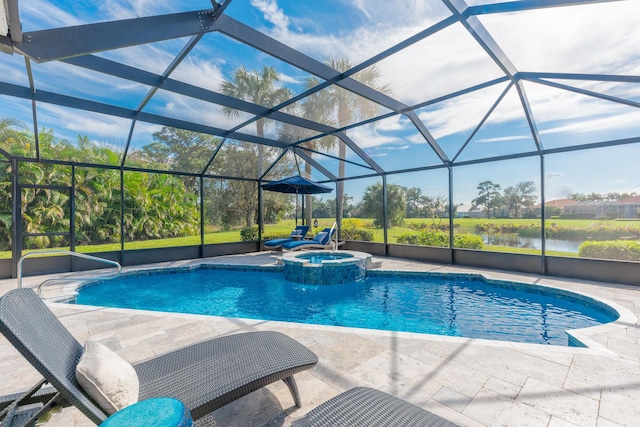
left=619, top=195, right=640, bottom=218
left=456, top=204, right=485, bottom=218
left=537, top=197, right=640, bottom=219
left=532, top=199, right=575, bottom=217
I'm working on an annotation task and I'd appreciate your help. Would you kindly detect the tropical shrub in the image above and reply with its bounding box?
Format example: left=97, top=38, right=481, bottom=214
left=407, top=222, right=449, bottom=231
left=240, top=226, right=258, bottom=242
left=453, top=234, right=484, bottom=249
left=578, top=240, right=640, bottom=261
left=417, top=230, right=449, bottom=247
left=262, top=232, right=289, bottom=241
left=396, top=230, right=483, bottom=249
left=396, top=233, right=420, bottom=245
left=341, top=218, right=374, bottom=241
left=476, top=222, right=523, bottom=234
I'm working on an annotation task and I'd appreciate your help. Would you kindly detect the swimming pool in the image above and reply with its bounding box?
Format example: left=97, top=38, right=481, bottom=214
left=73, top=265, right=618, bottom=346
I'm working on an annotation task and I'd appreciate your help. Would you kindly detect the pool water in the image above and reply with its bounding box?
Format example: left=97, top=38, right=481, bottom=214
left=295, top=252, right=354, bottom=264
left=74, top=267, right=617, bottom=346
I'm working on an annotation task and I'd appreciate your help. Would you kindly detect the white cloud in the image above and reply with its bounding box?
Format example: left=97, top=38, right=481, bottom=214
left=547, top=183, right=577, bottom=200
left=417, top=83, right=509, bottom=139
left=29, top=60, right=149, bottom=108
left=36, top=103, right=132, bottom=142
left=14, top=0, right=640, bottom=168
left=148, top=91, right=252, bottom=131
left=478, top=2, right=640, bottom=75
left=244, top=0, right=640, bottom=152
left=251, top=0, right=451, bottom=66
left=21, top=0, right=82, bottom=29
left=347, top=124, right=404, bottom=149
left=386, top=145, right=410, bottom=151
left=375, top=115, right=404, bottom=132
left=250, top=0, right=290, bottom=32
left=408, top=133, right=427, bottom=144
left=540, top=111, right=640, bottom=136
left=99, top=1, right=213, bottom=22
left=97, top=42, right=180, bottom=75
left=0, top=98, right=35, bottom=128
left=476, top=135, right=531, bottom=144
left=171, top=57, right=227, bottom=93
left=0, top=56, right=30, bottom=87
left=277, top=73, right=304, bottom=85
left=546, top=171, right=563, bottom=179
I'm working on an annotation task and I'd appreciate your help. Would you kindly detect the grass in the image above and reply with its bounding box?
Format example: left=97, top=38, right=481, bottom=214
left=1, top=217, right=631, bottom=260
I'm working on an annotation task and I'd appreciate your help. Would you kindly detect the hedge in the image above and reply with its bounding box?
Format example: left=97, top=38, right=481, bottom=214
left=240, top=226, right=258, bottom=242
left=396, top=230, right=483, bottom=249
left=578, top=240, right=640, bottom=261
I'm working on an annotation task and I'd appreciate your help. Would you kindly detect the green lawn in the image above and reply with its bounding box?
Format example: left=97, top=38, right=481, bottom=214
left=2, top=217, right=633, bottom=260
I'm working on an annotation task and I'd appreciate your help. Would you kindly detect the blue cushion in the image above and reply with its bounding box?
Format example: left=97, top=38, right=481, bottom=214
left=100, top=398, right=192, bottom=427
left=314, top=232, right=328, bottom=244
left=264, top=238, right=291, bottom=248
left=282, top=240, right=311, bottom=249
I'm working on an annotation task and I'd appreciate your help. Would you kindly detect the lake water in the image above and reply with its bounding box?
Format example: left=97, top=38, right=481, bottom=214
left=482, top=234, right=582, bottom=253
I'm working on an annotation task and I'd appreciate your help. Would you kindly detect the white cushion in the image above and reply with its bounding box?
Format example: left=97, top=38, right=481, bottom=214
left=76, top=340, right=139, bottom=415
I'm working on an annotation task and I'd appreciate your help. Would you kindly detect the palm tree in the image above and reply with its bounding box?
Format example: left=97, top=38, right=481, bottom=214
left=302, top=57, right=390, bottom=230
left=219, top=66, right=293, bottom=178
left=220, top=66, right=293, bottom=230
left=0, top=117, right=32, bottom=157
left=278, top=104, right=335, bottom=227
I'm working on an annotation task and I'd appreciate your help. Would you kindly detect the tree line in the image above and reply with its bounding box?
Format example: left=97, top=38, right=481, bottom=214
left=1, top=56, right=392, bottom=250
left=0, top=119, right=296, bottom=250
left=313, top=183, right=451, bottom=228
left=471, top=180, right=537, bottom=219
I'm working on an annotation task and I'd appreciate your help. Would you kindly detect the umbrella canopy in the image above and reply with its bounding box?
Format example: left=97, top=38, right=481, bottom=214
left=261, top=176, right=333, bottom=225
left=260, top=175, right=333, bottom=195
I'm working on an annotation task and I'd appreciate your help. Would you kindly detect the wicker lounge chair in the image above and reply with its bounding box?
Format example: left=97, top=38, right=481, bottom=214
left=264, top=225, right=310, bottom=250
left=291, top=387, right=459, bottom=427
left=0, top=288, right=318, bottom=426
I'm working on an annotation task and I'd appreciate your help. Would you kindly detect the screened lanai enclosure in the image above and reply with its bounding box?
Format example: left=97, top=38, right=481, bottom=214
left=0, top=0, right=639, bottom=284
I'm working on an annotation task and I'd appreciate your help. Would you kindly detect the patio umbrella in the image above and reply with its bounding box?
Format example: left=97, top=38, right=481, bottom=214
left=261, top=175, right=333, bottom=225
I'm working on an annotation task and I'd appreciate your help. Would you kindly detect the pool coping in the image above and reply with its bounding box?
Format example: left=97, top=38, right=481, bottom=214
left=46, top=298, right=623, bottom=359
left=52, top=260, right=637, bottom=354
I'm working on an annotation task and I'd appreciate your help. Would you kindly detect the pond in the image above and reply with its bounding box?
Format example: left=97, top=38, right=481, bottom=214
left=482, top=234, right=583, bottom=253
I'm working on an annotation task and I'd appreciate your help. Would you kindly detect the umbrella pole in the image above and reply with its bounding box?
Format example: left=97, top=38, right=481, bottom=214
left=295, top=190, right=298, bottom=226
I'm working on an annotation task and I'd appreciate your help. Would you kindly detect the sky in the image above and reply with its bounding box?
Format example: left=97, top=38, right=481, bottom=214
left=0, top=0, right=639, bottom=204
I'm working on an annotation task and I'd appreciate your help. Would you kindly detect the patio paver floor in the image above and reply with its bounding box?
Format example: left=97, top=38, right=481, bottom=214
left=1, top=252, right=639, bottom=426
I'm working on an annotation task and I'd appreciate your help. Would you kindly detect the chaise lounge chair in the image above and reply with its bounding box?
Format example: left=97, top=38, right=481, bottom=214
left=264, top=225, right=310, bottom=250
left=0, top=288, right=318, bottom=426
left=291, top=386, right=458, bottom=426
left=282, top=228, right=341, bottom=252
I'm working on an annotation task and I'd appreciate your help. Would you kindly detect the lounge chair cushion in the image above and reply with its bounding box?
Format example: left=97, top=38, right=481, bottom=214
left=314, top=232, right=328, bottom=244
left=76, top=340, right=140, bottom=415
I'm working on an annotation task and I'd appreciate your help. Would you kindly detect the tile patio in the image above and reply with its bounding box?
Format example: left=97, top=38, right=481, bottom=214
left=1, top=252, right=639, bottom=426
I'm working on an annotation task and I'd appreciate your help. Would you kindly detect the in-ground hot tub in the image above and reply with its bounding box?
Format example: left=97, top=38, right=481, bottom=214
left=281, top=250, right=373, bottom=284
